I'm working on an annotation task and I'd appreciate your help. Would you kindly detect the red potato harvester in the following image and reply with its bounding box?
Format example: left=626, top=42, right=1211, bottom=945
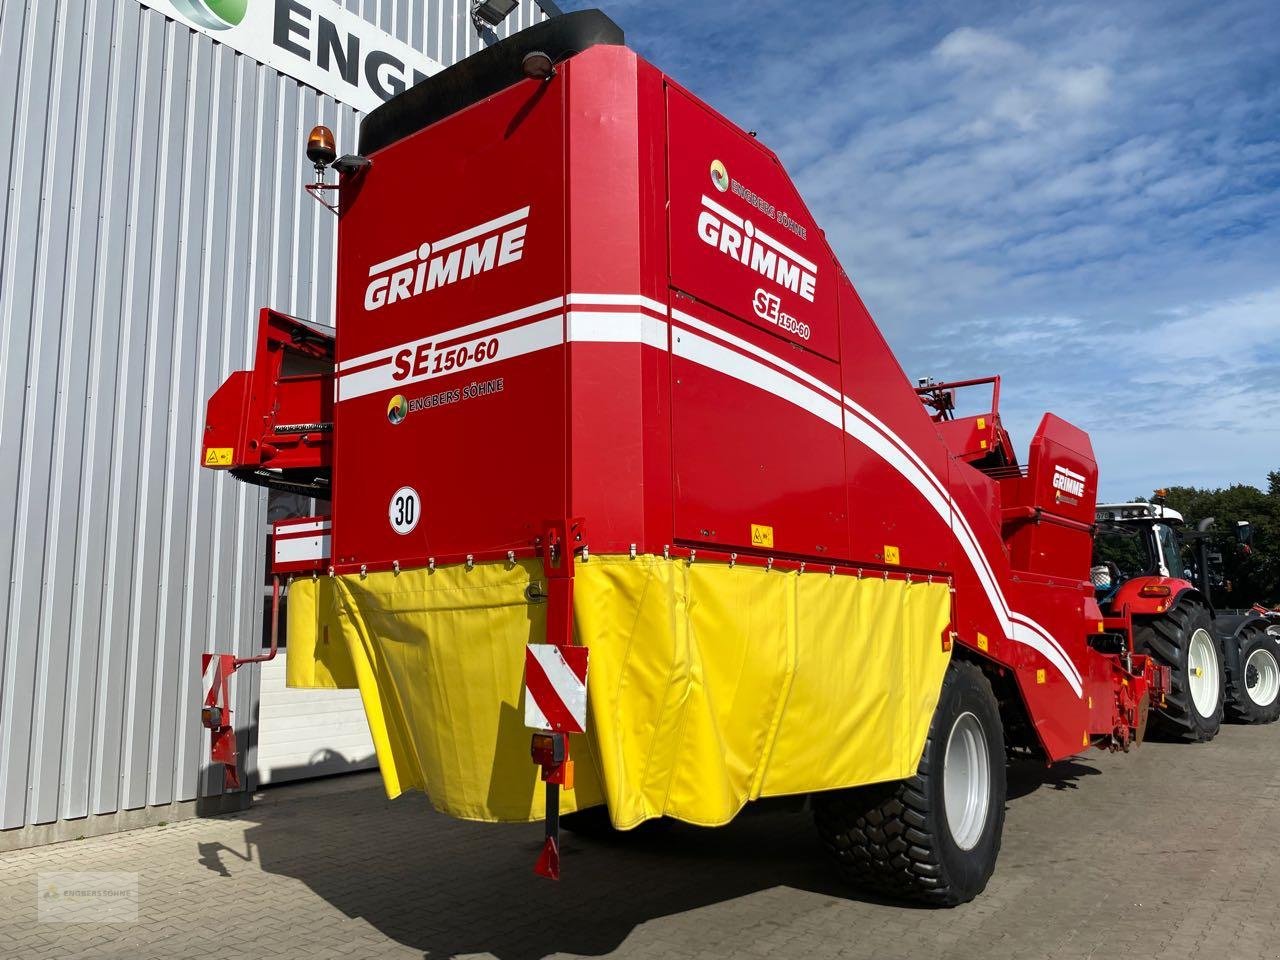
left=199, top=10, right=1184, bottom=904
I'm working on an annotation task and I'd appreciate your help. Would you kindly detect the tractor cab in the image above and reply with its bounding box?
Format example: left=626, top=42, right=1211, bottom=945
left=1092, top=501, right=1186, bottom=601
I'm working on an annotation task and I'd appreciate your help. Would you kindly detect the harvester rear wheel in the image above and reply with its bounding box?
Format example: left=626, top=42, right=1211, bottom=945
left=1225, top=625, right=1280, bottom=724
left=1136, top=597, right=1223, bottom=741
left=812, top=660, right=1005, bottom=906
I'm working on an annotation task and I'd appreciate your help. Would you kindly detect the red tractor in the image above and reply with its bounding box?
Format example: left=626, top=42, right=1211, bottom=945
left=1092, top=499, right=1280, bottom=734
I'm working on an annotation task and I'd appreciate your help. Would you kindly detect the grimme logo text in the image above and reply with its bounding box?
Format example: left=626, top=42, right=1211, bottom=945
left=1053, top=465, right=1086, bottom=497
left=364, top=207, right=530, bottom=311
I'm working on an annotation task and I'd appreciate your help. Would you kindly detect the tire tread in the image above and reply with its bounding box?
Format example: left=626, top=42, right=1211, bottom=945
left=1135, top=597, right=1222, bottom=742
left=1224, top=622, right=1280, bottom=724
left=812, top=661, right=1003, bottom=906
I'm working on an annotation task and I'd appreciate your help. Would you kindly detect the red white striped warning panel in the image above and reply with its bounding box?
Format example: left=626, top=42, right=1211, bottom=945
left=524, top=644, right=589, bottom=734
left=271, top=517, right=332, bottom=574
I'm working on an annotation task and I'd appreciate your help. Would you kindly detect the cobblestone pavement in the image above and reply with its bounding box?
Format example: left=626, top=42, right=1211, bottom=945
left=3, top=721, right=1280, bottom=960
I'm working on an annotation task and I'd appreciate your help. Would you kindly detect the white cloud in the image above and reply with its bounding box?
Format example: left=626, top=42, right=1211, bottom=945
left=990, top=88, right=1043, bottom=130
left=914, top=286, right=1280, bottom=496
left=1126, top=288, right=1280, bottom=370
left=1050, top=64, right=1112, bottom=108
left=935, top=27, right=1026, bottom=66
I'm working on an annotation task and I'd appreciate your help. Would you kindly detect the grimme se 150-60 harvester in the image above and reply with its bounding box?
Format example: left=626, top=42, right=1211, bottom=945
left=199, top=11, right=1179, bottom=904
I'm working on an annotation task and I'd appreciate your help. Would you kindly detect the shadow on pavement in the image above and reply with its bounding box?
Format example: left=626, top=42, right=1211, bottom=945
left=1140, top=724, right=1210, bottom=743
left=197, top=759, right=1098, bottom=960
left=206, top=785, right=856, bottom=960
left=1006, top=757, right=1100, bottom=800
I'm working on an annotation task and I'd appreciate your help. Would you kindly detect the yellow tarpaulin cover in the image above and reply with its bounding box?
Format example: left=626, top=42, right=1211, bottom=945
left=286, top=556, right=951, bottom=828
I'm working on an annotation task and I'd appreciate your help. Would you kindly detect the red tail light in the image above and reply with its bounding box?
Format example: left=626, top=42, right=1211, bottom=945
left=531, top=731, right=566, bottom=767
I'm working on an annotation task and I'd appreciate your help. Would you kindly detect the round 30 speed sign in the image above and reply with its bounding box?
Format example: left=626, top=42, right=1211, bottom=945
left=388, top=486, right=420, bottom=535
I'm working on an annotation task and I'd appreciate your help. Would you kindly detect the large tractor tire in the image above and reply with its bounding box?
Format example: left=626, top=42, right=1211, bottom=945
left=1135, top=597, right=1224, bottom=741
left=812, top=660, right=1006, bottom=906
left=1225, top=623, right=1280, bottom=724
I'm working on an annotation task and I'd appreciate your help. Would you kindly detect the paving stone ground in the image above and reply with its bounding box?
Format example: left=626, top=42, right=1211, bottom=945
left=3, top=721, right=1280, bottom=960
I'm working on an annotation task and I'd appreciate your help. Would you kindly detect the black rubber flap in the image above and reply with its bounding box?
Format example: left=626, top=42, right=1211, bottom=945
left=359, top=10, right=625, bottom=156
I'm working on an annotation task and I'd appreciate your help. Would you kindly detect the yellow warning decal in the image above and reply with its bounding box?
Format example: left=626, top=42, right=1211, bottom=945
left=977, top=417, right=986, bottom=429
left=1036, top=669, right=1046, bottom=685
left=1097, top=621, right=1105, bottom=634
left=204, top=447, right=233, bottom=467
left=750, top=524, right=774, bottom=549
left=979, top=439, right=988, bottom=450
left=883, top=545, right=900, bottom=565
left=976, top=632, right=988, bottom=652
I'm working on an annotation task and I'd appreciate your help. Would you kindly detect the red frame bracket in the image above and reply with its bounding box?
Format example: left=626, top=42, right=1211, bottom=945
left=201, top=653, right=241, bottom=790
left=540, top=517, right=585, bottom=649
left=530, top=519, right=587, bottom=880
left=199, top=575, right=284, bottom=793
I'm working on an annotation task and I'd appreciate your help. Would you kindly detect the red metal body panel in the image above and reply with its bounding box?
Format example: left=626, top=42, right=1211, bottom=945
left=206, top=42, right=1156, bottom=767
left=203, top=372, right=252, bottom=465
left=270, top=516, right=332, bottom=575
left=937, top=416, right=1002, bottom=463
left=331, top=73, right=570, bottom=567
left=666, top=87, right=839, bottom=362
left=922, top=378, right=1016, bottom=467
left=201, top=309, right=334, bottom=474
left=671, top=296, right=849, bottom=558
left=1107, top=576, right=1195, bottom=619
left=1000, top=414, right=1097, bottom=579
left=563, top=51, right=655, bottom=550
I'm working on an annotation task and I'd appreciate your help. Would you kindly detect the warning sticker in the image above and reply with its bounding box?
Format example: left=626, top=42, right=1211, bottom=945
left=750, top=524, right=774, bottom=549
left=204, top=447, right=233, bottom=467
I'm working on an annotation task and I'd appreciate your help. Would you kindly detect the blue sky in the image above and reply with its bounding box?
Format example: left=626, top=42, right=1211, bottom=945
left=564, top=0, right=1280, bottom=500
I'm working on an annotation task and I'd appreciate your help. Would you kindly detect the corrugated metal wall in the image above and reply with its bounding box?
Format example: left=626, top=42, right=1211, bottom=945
left=0, top=0, right=549, bottom=834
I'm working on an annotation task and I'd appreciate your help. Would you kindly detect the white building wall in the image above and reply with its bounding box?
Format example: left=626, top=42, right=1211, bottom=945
left=0, top=0, right=551, bottom=839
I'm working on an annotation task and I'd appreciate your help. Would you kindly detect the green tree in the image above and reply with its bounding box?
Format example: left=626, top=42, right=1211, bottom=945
left=1146, top=476, right=1280, bottom=607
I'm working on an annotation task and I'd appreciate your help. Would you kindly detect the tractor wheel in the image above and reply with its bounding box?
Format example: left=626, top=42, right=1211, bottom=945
left=812, top=660, right=1006, bottom=906
left=1225, top=625, right=1280, bottom=724
left=1136, top=597, right=1224, bottom=741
